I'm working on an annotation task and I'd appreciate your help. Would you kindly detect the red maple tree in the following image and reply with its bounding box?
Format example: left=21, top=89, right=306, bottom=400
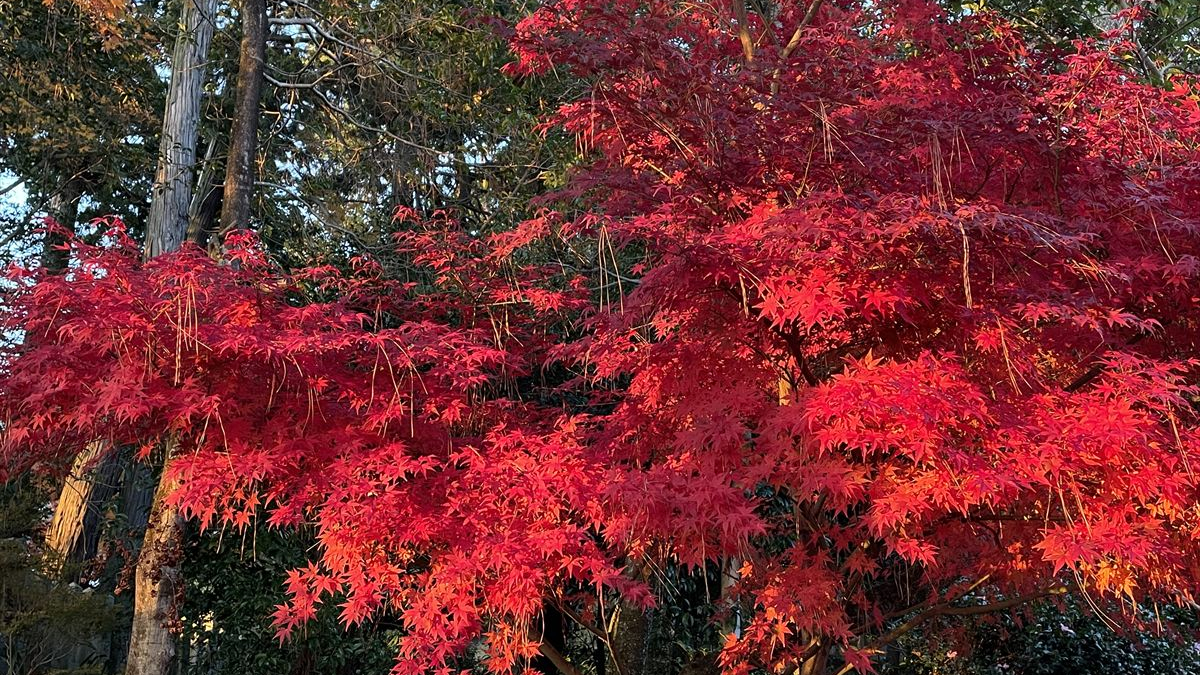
left=4, top=1, right=1200, bottom=674
left=501, top=0, right=1200, bottom=671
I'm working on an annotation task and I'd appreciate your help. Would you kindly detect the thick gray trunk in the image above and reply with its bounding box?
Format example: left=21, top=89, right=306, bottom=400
left=217, top=0, right=267, bottom=236
left=143, top=0, right=217, bottom=260
left=44, top=440, right=119, bottom=578
left=120, top=455, right=155, bottom=536
left=41, top=176, right=82, bottom=271
left=126, top=2, right=215, bottom=672
left=125, top=443, right=184, bottom=675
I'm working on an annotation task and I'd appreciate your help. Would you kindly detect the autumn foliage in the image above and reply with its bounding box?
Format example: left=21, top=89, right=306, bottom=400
left=5, top=1, right=1200, bottom=673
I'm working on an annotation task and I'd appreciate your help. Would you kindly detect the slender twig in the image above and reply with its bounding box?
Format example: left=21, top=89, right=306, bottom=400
left=556, top=602, right=610, bottom=641
left=0, top=177, right=24, bottom=197
left=307, top=86, right=439, bottom=154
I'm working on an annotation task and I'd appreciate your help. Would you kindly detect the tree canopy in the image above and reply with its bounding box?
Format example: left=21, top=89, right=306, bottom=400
left=2, top=1, right=1200, bottom=675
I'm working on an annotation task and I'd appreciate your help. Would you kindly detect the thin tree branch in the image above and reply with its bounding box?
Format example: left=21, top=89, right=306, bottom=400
left=270, top=13, right=473, bottom=101
left=539, top=640, right=584, bottom=675
left=252, top=180, right=396, bottom=254
left=779, top=0, right=824, bottom=62
left=837, top=582, right=1066, bottom=675
left=771, top=0, right=824, bottom=95
left=307, top=86, right=439, bottom=154
left=1145, top=13, right=1200, bottom=56
left=733, top=0, right=755, bottom=62
left=265, top=73, right=322, bottom=89
left=0, top=177, right=25, bottom=197
left=1064, top=333, right=1146, bottom=392
left=556, top=601, right=611, bottom=641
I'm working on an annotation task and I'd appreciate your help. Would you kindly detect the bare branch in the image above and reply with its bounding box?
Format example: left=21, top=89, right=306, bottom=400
left=771, top=0, right=824, bottom=95
left=0, top=177, right=25, bottom=197
left=733, top=0, right=755, bottom=62
left=307, top=86, right=439, bottom=154
left=538, top=640, right=584, bottom=675
left=779, top=0, right=824, bottom=62
left=836, top=581, right=1067, bottom=675
left=265, top=73, right=320, bottom=89
left=270, top=12, right=471, bottom=101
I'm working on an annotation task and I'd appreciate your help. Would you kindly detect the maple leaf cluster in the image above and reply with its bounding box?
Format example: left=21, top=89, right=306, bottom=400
left=4, top=1, right=1200, bottom=674
left=0, top=221, right=617, bottom=673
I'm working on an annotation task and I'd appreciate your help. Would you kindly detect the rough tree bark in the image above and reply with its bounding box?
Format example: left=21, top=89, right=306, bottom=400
left=126, top=1, right=216, bottom=673
left=125, top=441, right=184, bottom=675
left=120, top=454, right=155, bottom=535
left=610, top=601, right=650, bottom=675
left=608, top=563, right=652, bottom=675
left=217, top=0, right=267, bottom=236
left=142, top=0, right=217, bottom=260
left=44, top=441, right=119, bottom=577
left=41, top=176, right=82, bottom=271
left=187, top=134, right=222, bottom=248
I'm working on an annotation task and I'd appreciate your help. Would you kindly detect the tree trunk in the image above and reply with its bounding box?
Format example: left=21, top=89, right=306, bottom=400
left=41, top=176, right=82, bottom=271
left=121, top=455, right=155, bottom=536
left=187, top=134, right=222, bottom=249
left=217, top=0, right=267, bottom=236
left=103, top=450, right=156, bottom=675
left=125, top=442, right=184, bottom=675
left=610, top=598, right=650, bottom=675
left=143, top=0, right=217, bottom=260
left=44, top=440, right=119, bottom=578
left=126, top=2, right=215, bottom=671
left=721, top=556, right=742, bottom=638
